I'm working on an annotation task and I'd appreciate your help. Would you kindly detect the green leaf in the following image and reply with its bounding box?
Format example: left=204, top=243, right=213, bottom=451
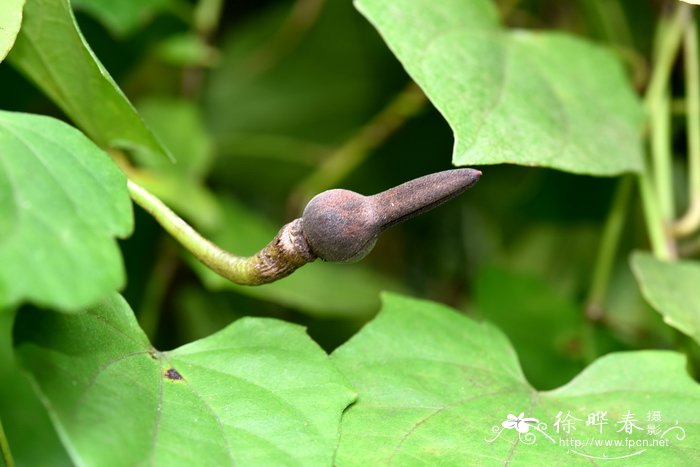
left=631, top=251, right=700, bottom=346
left=0, top=309, right=72, bottom=466
left=14, top=293, right=356, bottom=466
left=7, top=0, right=170, bottom=163
left=0, top=0, right=24, bottom=63
left=189, top=197, right=407, bottom=319
left=332, top=293, right=700, bottom=465
left=0, top=111, right=132, bottom=310
left=354, top=0, right=645, bottom=175
left=71, top=0, right=176, bottom=37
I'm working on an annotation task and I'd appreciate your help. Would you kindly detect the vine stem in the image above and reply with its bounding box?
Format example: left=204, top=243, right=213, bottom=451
left=674, top=17, right=700, bottom=237
left=0, top=416, right=14, bottom=467
left=638, top=2, right=689, bottom=260
left=127, top=180, right=315, bottom=285
left=585, top=176, right=633, bottom=320
left=581, top=0, right=639, bottom=327
left=651, top=88, right=674, bottom=223
left=127, top=170, right=480, bottom=285
left=638, top=173, right=675, bottom=260
left=644, top=5, right=689, bottom=111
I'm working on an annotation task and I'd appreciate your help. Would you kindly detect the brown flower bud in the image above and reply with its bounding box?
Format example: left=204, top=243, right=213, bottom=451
left=301, top=168, right=481, bottom=262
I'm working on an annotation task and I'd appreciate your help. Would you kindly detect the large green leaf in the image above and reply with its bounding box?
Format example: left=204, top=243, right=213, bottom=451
left=0, top=111, right=132, bottom=310
left=631, top=252, right=700, bottom=346
left=0, top=309, right=71, bottom=466
left=332, top=294, right=700, bottom=465
left=0, top=0, right=24, bottom=63
left=71, top=0, right=176, bottom=36
left=7, top=0, right=170, bottom=163
left=354, top=0, right=644, bottom=175
left=189, top=197, right=407, bottom=319
left=14, top=293, right=356, bottom=466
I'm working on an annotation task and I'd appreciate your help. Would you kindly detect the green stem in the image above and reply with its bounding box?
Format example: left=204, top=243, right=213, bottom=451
left=644, top=5, right=688, bottom=111
left=646, top=5, right=686, bottom=224
left=651, top=88, right=674, bottom=221
left=638, top=3, right=688, bottom=260
left=586, top=176, right=633, bottom=320
left=686, top=16, right=700, bottom=202
left=127, top=180, right=315, bottom=285
left=290, top=82, right=427, bottom=208
left=674, top=17, right=700, bottom=237
left=0, top=416, right=14, bottom=467
left=638, top=173, right=675, bottom=260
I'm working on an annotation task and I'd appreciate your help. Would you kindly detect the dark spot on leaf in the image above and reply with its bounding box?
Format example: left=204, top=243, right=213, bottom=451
left=148, top=350, right=159, bottom=360
left=164, top=368, right=183, bottom=381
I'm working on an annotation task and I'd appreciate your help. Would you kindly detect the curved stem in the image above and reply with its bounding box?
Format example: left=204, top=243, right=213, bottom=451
left=0, top=416, right=14, bottom=467
left=644, top=4, right=689, bottom=112
left=674, top=17, right=700, bottom=237
left=674, top=201, right=700, bottom=237
left=127, top=180, right=315, bottom=285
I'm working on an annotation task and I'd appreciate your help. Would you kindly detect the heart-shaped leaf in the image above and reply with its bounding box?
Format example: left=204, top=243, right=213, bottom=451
left=14, top=294, right=356, bottom=466
left=0, top=111, right=132, bottom=310
left=354, top=0, right=644, bottom=176
left=8, top=0, right=170, bottom=163
left=332, top=293, right=700, bottom=465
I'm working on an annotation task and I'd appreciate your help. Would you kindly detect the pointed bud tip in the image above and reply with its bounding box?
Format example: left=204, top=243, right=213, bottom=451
left=437, top=168, right=481, bottom=194
left=455, top=167, right=482, bottom=185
